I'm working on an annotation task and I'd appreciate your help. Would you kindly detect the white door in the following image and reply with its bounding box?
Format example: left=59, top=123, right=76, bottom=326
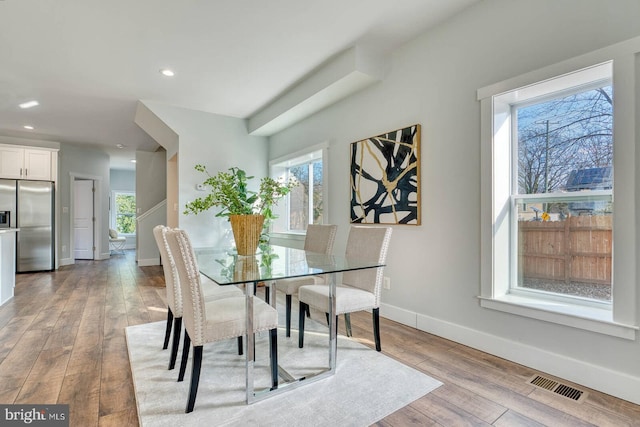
left=74, top=179, right=94, bottom=260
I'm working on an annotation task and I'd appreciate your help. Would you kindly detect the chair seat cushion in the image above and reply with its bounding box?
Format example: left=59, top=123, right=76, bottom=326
left=298, top=284, right=375, bottom=315
left=276, top=276, right=317, bottom=295
left=200, top=275, right=244, bottom=300
left=201, top=296, right=278, bottom=343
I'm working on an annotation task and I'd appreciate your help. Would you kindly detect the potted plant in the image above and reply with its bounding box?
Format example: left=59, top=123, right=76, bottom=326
left=184, top=165, right=296, bottom=255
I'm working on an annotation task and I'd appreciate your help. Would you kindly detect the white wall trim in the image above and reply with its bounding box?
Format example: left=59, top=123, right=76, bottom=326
left=59, top=257, right=74, bottom=267
left=380, top=302, right=418, bottom=328
left=479, top=295, right=637, bottom=340
left=138, top=257, right=160, bottom=267
left=380, top=302, right=640, bottom=405
left=478, top=35, right=638, bottom=332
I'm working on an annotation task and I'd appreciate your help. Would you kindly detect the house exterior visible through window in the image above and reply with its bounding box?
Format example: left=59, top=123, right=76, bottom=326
left=270, top=144, right=327, bottom=233
left=513, top=75, right=613, bottom=302
left=485, top=61, right=615, bottom=307
left=287, top=160, right=322, bottom=230
left=479, top=41, right=639, bottom=339
left=112, top=192, right=136, bottom=234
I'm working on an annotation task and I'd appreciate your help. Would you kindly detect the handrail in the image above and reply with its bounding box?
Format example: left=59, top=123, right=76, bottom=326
left=136, top=199, right=167, bottom=222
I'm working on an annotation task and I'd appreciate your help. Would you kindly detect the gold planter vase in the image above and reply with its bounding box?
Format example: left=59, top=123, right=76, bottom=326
left=229, top=214, right=264, bottom=256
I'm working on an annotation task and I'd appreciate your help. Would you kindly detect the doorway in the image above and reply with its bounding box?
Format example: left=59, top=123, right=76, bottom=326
left=73, top=179, right=94, bottom=260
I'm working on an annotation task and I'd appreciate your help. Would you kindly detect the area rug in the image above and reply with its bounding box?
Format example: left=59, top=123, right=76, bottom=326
left=126, top=311, right=441, bottom=427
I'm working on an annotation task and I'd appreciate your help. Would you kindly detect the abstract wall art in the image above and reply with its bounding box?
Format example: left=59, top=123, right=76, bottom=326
left=350, top=124, right=421, bottom=225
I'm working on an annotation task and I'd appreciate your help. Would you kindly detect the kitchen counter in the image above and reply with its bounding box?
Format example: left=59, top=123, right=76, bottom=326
left=0, top=228, right=18, bottom=306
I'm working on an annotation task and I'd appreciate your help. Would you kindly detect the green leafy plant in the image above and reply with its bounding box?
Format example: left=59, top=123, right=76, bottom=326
left=184, top=165, right=297, bottom=244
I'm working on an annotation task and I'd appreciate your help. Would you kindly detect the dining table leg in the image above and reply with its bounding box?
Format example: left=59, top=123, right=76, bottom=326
left=245, top=280, right=255, bottom=404
left=328, top=272, right=337, bottom=371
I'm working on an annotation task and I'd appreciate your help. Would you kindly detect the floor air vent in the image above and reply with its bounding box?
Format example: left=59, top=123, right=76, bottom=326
left=528, top=375, right=587, bottom=402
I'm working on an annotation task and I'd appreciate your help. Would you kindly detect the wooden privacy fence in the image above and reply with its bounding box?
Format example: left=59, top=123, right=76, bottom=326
left=518, top=215, right=612, bottom=285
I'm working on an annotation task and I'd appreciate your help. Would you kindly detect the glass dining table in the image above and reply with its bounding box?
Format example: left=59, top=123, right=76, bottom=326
left=195, top=244, right=385, bottom=404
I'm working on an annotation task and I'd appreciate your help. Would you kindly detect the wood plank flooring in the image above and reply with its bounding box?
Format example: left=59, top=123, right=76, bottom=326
left=0, top=251, right=638, bottom=426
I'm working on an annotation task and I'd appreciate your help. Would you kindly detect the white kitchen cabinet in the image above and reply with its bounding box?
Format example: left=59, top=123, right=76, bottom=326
left=0, top=145, right=56, bottom=181
left=0, top=146, right=24, bottom=179
left=24, top=149, right=52, bottom=180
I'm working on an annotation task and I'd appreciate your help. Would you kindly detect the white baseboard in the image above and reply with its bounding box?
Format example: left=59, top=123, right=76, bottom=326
left=380, top=302, right=640, bottom=405
left=380, top=303, right=417, bottom=328
left=60, top=252, right=112, bottom=264
left=138, top=257, right=160, bottom=267
left=59, top=257, right=74, bottom=266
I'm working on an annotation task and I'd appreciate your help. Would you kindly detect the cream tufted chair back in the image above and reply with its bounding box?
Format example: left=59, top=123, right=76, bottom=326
left=165, top=228, right=207, bottom=346
left=304, top=224, right=338, bottom=254
left=153, top=225, right=182, bottom=317
left=342, top=226, right=392, bottom=308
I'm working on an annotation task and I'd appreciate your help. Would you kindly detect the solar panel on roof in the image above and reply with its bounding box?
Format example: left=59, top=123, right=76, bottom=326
left=565, top=167, right=612, bottom=191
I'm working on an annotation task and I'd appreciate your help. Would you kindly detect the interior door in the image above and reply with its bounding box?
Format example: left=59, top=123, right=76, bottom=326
left=74, top=179, right=94, bottom=260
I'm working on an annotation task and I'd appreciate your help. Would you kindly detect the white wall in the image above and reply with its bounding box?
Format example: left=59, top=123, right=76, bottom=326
left=135, top=150, right=167, bottom=213
left=136, top=150, right=167, bottom=263
left=268, top=0, right=640, bottom=403
left=141, top=102, right=268, bottom=248
left=109, top=169, right=135, bottom=192
left=59, top=143, right=110, bottom=260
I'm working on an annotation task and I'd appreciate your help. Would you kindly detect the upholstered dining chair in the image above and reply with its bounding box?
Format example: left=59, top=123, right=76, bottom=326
left=298, top=225, right=392, bottom=352
left=152, top=225, right=244, bottom=371
left=166, top=228, right=279, bottom=413
left=275, top=224, right=337, bottom=337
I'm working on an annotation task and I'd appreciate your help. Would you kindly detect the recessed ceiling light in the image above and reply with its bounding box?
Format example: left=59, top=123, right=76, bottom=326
left=130, top=159, right=137, bottom=163
left=23, top=125, right=34, bottom=130
left=160, top=68, right=175, bottom=77
left=116, top=143, right=125, bottom=148
left=19, top=100, right=39, bottom=109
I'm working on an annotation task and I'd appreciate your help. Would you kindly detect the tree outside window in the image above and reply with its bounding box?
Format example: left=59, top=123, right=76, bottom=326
left=270, top=146, right=326, bottom=234
left=114, top=193, right=136, bottom=234
left=514, top=83, right=613, bottom=302
left=287, top=161, right=323, bottom=231
left=517, top=86, right=613, bottom=197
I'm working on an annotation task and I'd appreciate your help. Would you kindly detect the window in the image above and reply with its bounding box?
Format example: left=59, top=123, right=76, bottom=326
left=112, top=192, right=136, bottom=234
left=287, top=160, right=323, bottom=230
left=513, top=76, right=613, bottom=302
left=270, top=144, right=327, bottom=233
left=479, top=56, right=637, bottom=339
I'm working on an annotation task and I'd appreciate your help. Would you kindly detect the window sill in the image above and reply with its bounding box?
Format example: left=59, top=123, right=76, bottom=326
left=478, top=294, right=637, bottom=340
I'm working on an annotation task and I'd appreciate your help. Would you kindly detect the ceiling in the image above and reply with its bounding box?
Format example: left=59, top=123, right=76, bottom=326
left=0, top=0, right=479, bottom=170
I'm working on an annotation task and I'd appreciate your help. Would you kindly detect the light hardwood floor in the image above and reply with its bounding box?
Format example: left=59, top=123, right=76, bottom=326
left=1, top=251, right=639, bottom=426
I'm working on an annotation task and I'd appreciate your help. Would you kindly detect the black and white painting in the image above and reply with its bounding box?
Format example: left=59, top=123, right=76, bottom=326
left=350, top=124, right=421, bottom=225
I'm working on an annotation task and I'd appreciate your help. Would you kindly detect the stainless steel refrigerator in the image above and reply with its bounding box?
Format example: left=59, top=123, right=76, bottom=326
left=0, top=179, right=55, bottom=272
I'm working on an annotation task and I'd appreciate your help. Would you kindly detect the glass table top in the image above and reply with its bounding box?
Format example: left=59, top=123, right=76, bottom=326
left=195, top=245, right=384, bottom=285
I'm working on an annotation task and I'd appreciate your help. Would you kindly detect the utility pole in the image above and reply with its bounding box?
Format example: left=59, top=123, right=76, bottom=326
left=534, top=119, right=558, bottom=194
left=544, top=119, right=550, bottom=194
left=535, top=119, right=558, bottom=213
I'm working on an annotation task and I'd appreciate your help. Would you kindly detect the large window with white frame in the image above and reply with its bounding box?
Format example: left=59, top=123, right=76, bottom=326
left=479, top=54, right=637, bottom=339
left=270, top=144, right=327, bottom=233
left=511, top=64, right=613, bottom=303
left=111, top=191, right=136, bottom=235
